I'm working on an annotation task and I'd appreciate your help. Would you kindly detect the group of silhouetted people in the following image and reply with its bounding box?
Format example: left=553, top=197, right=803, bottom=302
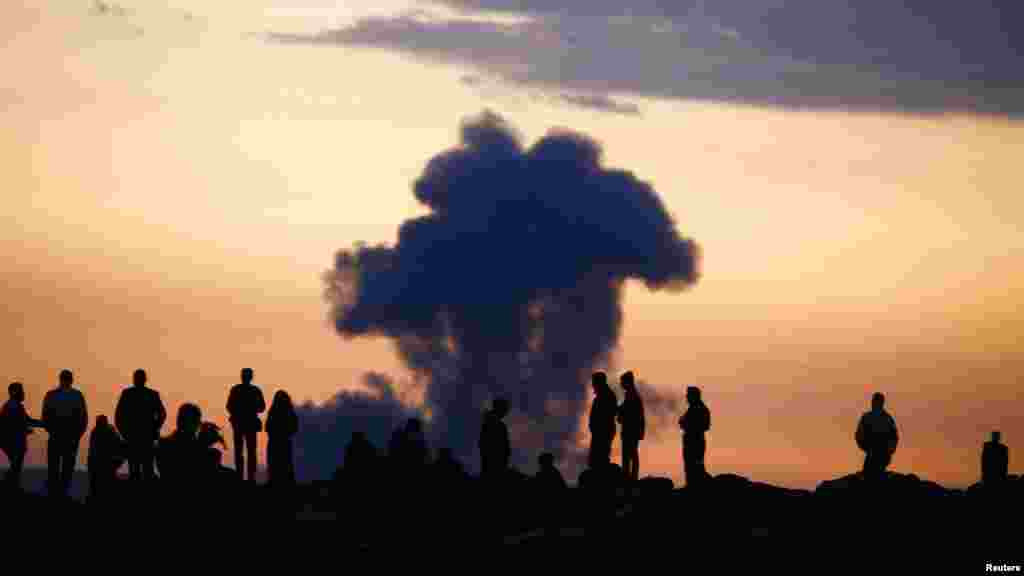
left=0, top=367, right=301, bottom=498
left=1, top=367, right=1016, bottom=500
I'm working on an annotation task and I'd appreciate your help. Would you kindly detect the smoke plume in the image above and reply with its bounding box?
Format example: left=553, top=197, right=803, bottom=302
left=320, top=110, right=700, bottom=477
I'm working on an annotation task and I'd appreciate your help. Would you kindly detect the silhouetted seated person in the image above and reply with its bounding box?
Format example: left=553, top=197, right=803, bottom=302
left=855, top=392, right=898, bottom=481
left=433, top=447, right=466, bottom=483
left=157, top=404, right=206, bottom=486
left=588, top=372, right=618, bottom=470
left=87, top=415, right=125, bottom=501
left=679, top=386, right=711, bottom=488
left=982, top=431, right=1009, bottom=486
left=479, top=398, right=511, bottom=481
left=617, top=371, right=645, bottom=482
left=534, top=453, right=567, bottom=492
left=115, top=368, right=166, bottom=482
left=266, top=390, right=298, bottom=488
left=1, top=382, right=44, bottom=492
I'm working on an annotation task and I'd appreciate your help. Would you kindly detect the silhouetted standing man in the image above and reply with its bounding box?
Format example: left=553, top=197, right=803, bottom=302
left=855, top=392, right=898, bottom=481
left=479, top=397, right=511, bottom=479
left=265, top=390, right=298, bottom=487
left=679, top=386, right=710, bottom=488
left=226, top=368, right=266, bottom=483
left=115, top=369, right=166, bottom=481
left=1, top=382, right=44, bottom=491
left=982, top=431, right=1009, bottom=485
left=617, top=371, right=645, bottom=482
left=588, top=372, right=618, bottom=470
left=42, top=369, right=88, bottom=498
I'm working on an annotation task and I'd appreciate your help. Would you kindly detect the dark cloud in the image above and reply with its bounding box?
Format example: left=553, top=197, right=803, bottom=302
left=319, top=110, right=700, bottom=478
left=293, top=371, right=424, bottom=482
left=268, top=1, right=1024, bottom=118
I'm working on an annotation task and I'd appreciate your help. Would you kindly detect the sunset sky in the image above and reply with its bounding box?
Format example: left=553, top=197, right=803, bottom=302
left=2, top=0, right=1021, bottom=489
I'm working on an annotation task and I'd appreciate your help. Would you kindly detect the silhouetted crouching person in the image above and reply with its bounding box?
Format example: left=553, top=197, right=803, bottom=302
left=266, top=391, right=298, bottom=488
left=88, top=415, right=124, bottom=500
left=157, top=403, right=204, bottom=486
left=115, top=369, right=166, bottom=482
left=617, top=371, right=645, bottom=482
left=679, top=386, right=710, bottom=488
left=227, top=368, right=266, bottom=483
left=588, top=372, right=618, bottom=470
left=479, top=398, right=511, bottom=481
left=42, top=370, right=88, bottom=498
left=982, top=431, right=1009, bottom=485
left=855, top=392, right=898, bottom=481
left=1, top=382, right=44, bottom=491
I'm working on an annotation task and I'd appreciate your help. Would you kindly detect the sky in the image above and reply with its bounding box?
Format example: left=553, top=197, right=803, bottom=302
left=1, top=0, right=1022, bottom=489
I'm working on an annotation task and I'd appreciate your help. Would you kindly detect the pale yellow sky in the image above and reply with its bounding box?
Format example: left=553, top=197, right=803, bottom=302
left=2, top=0, right=1022, bottom=488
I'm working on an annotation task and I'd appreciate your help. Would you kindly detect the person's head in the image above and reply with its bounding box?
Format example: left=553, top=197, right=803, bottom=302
left=538, top=452, right=555, bottom=469
left=133, top=369, right=147, bottom=387
left=592, top=371, right=607, bottom=394
left=96, top=415, right=109, bottom=428
left=59, top=369, right=73, bottom=388
left=272, top=390, right=292, bottom=410
left=621, top=371, right=635, bottom=391
left=241, top=368, right=253, bottom=384
left=406, top=418, right=421, bottom=433
left=686, top=386, right=701, bottom=404
left=492, top=397, right=510, bottom=418
left=176, top=403, right=202, bottom=437
left=352, top=431, right=366, bottom=443
left=8, top=382, right=24, bottom=402
left=992, top=431, right=1001, bottom=443
left=871, top=392, right=885, bottom=410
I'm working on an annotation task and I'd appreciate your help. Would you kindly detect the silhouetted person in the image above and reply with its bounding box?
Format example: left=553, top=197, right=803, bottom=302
left=265, top=390, right=298, bottom=487
left=226, top=368, right=266, bottom=483
left=855, top=392, right=898, bottom=481
left=588, top=372, right=618, bottom=470
left=1, top=382, right=44, bottom=491
left=534, top=452, right=567, bottom=491
left=42, top=369, right=88, bottom=498
left=480, top=397, right=511, bottom=479
left=982, top=431, right=1009, bottom=485
left=404, top=418, right=428, bottom=469
left=434, top=447, right=465, bottom=480
left=679, top=386, right=710, bottom=488
left=115, top=368, right=166, bottom=482
left=617, top=371, right=645, bottom=482
left=87, top=415, right=124, bottom=500
left=344, top=431, right=377, bottom=485
left=157, top=403, right=203, bottom=485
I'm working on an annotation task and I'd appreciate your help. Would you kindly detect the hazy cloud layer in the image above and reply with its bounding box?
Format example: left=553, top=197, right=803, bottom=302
left=269, top=1, right=1023, bottom=117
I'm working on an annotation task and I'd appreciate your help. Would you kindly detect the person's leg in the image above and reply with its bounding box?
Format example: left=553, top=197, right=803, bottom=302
left=246, top=430, right=257, bottom=482
left=628, top=439, right=640, bottom=481
left=266, top=438, right=275, bottom=486
left=233, top=426, right=244, bottom=480
left=63, top=440, right=79, bottom=497
left=47, top=437, right=60, bottom=496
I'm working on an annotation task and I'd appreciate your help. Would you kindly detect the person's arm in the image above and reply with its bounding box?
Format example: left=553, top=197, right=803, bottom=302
left=41, top=392, right=53, bottom=431
left=79, top=393, right=89, bottom=438
left=256, top=389, right=266, bottom=414
left=155, top=392, right=167, bottom=433
left=226, top=387, right=236, bottom=416
left=115, top=391, right=126, bottom=434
